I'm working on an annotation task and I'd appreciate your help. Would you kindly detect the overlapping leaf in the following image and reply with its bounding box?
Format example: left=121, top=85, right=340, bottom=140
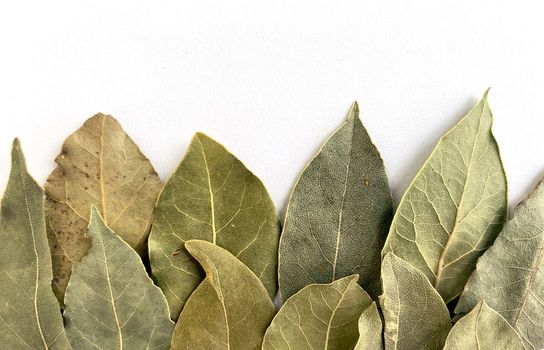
left=381, top=254, right=451, bottom=350
left=171, top=240, right=275, bottom=350
left=0, top=139, right=71, bottom=349
left=279, top=103, right=393, bottom=301
left=354, top=302, right=383, bottom=350
left=149, top=132, right=280, bottom=319
left=382, top=91, right=507, bottom=302
left=63, top=207, right=174, bottom=349
left=456, top=178, right=544, bottom=349
left=45, top=114, right=162, bottom=303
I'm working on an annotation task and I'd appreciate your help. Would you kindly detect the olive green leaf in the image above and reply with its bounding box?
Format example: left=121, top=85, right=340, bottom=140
left=381, top=254, right=451, bottom=350
left=64, top=207, right=174, bottom=349
left=354, top=302, right=384, bottom=350
left=444, top=301, right=524, bottom=350
left=149, top=132, right=280, bottom=319
left=382, top=91, right=507, bottom=303
left=0, top=139, right=71, bottom=349
left=262, top=275, right=372, bottom=350
left=171, top=240, right=275, bottom=350
left=279, top=103, right=393, bottom=301
left=456, top=178, right=544, bottom=350
left=45, top=113, right=162, bottom=303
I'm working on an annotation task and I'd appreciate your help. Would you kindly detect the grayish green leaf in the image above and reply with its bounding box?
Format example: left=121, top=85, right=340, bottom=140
left=381, top=254, right=451, bottom=350
left=171, top=240, right=275, bottom=350
left=456, top=178, right=544, bottom=350
left=382, top=91, right=507, bottom=303
left=149, top=132, right=280, bottom=319
left=444, top=301, right=524, bottom=350
left=279, top=103, right=393, bottom=301
left=45, top=113, right=162, bottom=303
left=64, top=207, right=174, bottom=349
left=0, top=139, right=71, bottom=349
left=263, top=275, right=372, bottom=350
left=355, top=302, right=384, bottom=350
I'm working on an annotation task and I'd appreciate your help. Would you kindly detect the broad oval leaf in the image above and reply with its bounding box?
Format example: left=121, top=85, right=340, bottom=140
left=0, top=139, right=71, bottom=349
left=171, top=240, right=275, bottom=350
left=382, top=91, right=507, bottom=302
left=456, top=178, right=544, bottom=350
left=444, top=301, right=524, bottom=350
left=381, top=253, right=451, bottom=350
left=354, top=302, right=384, bottom=350
left=149, top=132, right=280, bottom=319
left=279, top=103, right=393, bottom=301
left=45, top=113, right=162, bottom=303
left=262, top=275, right=372, bottom=350
left=64, top=207, right=174, bottom=349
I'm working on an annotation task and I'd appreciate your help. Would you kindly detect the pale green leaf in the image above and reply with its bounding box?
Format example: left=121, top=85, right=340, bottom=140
left=149, top=132, right=280, bottom=319
left=279, top=103, right=393, bottom=301
left=45, top=114, right=162, bottom=303
left=0, top=139, right=71, bottom=349
left=456, top=178, right=544, bottom=350
left=354, top=302, right=384, bottom=350
left=381, top=253, right=451, bottom=350
left=382, top=91, right=507, bottom=302
left=263, top=275, right=372, bottom=350
left=171, top=240, right=275, bottom=350
left=444, top=301, right=524, bottom=350
left=64, top=207, right=174, bottom=349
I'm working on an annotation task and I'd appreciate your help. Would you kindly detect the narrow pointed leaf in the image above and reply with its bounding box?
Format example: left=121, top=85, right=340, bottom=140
left=382, top=91, right=507, bottom=302
left=171, top=240, right=275, bottom=350
left=64, top=207, right=174, bottom=349
left=444, top=301, right=524, bottom=350
left=456, top=178, right=544, bottom=350
left=279, top=103, right=393, bottom=301
left=149, top=132, right=280, bottom=319
left=0, top=139, right=71, bottom=349
left=355, top=302, right=384, bottom=350
left=381, top=254, right=451, bottom=350
left=45, top=114, right=162, bottom=303
left=263, top=275, right=372, bottom=350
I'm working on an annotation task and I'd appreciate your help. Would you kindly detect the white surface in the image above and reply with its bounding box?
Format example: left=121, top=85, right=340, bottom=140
left=1, top=1, right=543, bottom=218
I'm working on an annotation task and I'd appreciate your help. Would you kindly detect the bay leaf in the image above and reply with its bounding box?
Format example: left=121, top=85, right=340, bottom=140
left=63, top=207, right=174, bottom=349
left=354, top=302, right=384, bottom=350
left=171, top=240, right=275, bottom=350
left=148, top=132, right=280, bottom=319
left=381, top=253, right=451, bottom=350
left=382, top=91, right=507, bottom=303
left=456, top=178, right=544, bottom=350
left=262, top=275, right=372, bottom=350
left=279, top=102, right=393, bottom=301
left=0, top=139, right=71, bottom=349
left=45, top=113, right=162, bottom=303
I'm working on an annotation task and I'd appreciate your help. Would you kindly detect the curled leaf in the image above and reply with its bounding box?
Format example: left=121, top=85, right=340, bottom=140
left=355, top=302, right=384, bottom=350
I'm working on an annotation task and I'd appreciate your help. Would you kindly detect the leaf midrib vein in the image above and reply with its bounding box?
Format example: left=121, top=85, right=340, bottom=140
left=197, top=137, right=217, bottom=245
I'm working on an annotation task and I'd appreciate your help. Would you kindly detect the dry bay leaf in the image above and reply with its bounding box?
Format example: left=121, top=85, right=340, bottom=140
left=63, top=207, right=174, bottom=349
left=171, top=240, right=275, bottom=350
left=149, top=132, right=280, bottom=319
left=354, top=302, right=383, bottom=350
left=382, top=91, right=507, bottom=303
left=456, top=178, right=544, bottom=350
left=279, top=103, right=393, bottom=301
left=0, top=139, right=71, bottom=349
left=381, top=254, right=451, bottom=350
left=45, top=114, right=162, bottom=303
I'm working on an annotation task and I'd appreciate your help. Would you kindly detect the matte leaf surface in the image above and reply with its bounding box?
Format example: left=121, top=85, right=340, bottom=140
left=382, top=91, right=507, bottom=302
left=171, top=240, right=275, bottom=350
left=149, top=132, right=280, bottom=319
left=381, top=254, right=451, bottom=350
left=262, top=275, right=372, bottom=350
left=456, top=178, right=544, bottom=350
left=354, top=302, right=384, bottom=350
left=45, top=114, right=162, bottom=303
left=279, top=103, right=392, bottom=301
left=0, top=139, right=71, bottom=349
left=64, top=207, right=174, bottom=349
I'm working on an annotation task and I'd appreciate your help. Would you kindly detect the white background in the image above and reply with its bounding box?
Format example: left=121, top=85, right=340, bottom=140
left=1, top=1, right=543, bottom=217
